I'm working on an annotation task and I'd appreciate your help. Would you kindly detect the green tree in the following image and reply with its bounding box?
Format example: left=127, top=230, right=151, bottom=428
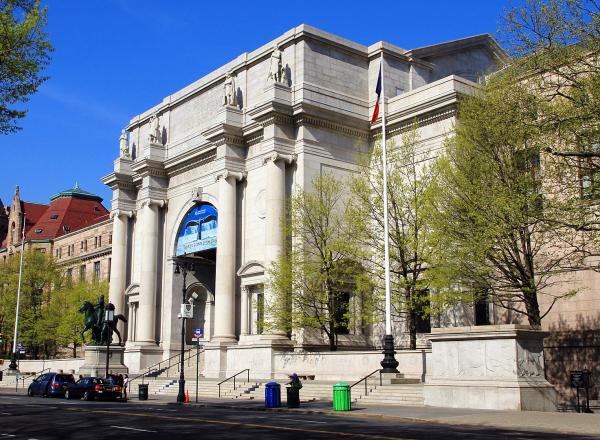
left=430, top=76, right=597, bottom=326
left=0, top=251, right=61, bottom=358
left=500, top=0, right=600, bottom=230
left=267, top=173, right=372, bottom=350
left=350, top=130, right=437, bottom=350
left=0, top=0, right=52, bottom=134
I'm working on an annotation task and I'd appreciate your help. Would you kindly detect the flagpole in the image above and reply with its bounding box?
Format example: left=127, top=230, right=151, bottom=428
left=8, top=214, right=26, bottom=371
left=379, top=50, right=399, bottom=373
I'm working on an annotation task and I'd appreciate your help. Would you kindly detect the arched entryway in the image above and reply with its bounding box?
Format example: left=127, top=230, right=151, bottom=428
left=185, top=282, right=214, bottom=345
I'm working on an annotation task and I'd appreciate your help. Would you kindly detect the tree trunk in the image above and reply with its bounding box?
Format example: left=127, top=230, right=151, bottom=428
left=523, top=288, right=542, bottom=326
left=72, top=341, right=77, bottom=358
left=407, top=311, right=417, bottom=350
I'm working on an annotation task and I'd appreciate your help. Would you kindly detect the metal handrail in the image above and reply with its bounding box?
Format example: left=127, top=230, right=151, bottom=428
left=217, top=369, right=250, bottom=398
left=350, top=369, right=382, bottom=397
left=129, top=347, right=194, bottom=385
left=17, top=368, right=50, bottom=392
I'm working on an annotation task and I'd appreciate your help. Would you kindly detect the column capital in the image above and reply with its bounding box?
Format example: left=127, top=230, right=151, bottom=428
left=263, top=152, right=296, bottom=166
left=140, top=198, right=167, bottom=209
left=111, top=209, right=135, bottom=220
left=214, top=169, right=246, bottom=183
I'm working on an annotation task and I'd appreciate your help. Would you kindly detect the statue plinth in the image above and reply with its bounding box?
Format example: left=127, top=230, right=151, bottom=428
left=78, top=345, right=128, bottom=377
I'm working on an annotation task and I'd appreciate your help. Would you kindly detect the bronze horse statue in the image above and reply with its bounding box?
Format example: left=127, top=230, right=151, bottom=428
left=79, top=298, right=127, bottom=346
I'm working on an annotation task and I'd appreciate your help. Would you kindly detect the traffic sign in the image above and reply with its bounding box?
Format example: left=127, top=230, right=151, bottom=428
left=193, top=328, right=204, bottom=339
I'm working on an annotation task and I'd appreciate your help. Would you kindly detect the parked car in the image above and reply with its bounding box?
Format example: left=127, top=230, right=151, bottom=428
left=27, top=373, right=75, bottom=397
left=65, top=377, right=121, bottom=401
left=102, top=374, right=124, bottom=401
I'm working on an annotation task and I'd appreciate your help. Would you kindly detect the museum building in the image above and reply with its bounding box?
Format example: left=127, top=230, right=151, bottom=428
left=102, top=25, right=510, bottom=375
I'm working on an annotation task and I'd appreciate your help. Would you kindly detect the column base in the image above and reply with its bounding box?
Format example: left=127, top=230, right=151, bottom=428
left=123, top=344, right=164, bottom=374
left=204, top=339, right=237, bottom=379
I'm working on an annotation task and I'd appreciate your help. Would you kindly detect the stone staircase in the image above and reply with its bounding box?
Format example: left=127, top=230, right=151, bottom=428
left=0, top=373, right=35, bottom=391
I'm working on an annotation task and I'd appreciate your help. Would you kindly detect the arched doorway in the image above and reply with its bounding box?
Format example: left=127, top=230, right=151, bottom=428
left=185, top=283, right=214, bottom=345
left=173, top=202, right=219, bottom=347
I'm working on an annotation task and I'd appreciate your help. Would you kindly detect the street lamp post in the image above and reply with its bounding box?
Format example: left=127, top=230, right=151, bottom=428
left=8, top=214, right=26, bottom=371
left=174, top=261, right=194, bottom=403
left=104, top=304, right=115, bottom=378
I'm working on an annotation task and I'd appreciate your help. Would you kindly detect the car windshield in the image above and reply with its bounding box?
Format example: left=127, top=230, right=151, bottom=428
left=55, top=374, right=74, bottom=383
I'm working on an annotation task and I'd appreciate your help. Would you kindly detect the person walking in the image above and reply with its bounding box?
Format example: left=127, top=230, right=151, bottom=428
left=123, top=374, right=129, bottom=401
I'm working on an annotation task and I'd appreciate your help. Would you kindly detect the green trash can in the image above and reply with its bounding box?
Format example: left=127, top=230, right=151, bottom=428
left=332, top=383, right=351, bottom=411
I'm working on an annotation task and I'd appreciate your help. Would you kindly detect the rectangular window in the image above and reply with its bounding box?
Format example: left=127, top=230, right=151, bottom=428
left=93, top=261, right=100, bottom=282
left=80, top=241, right=84, bottom=250
left=98, top=236, right=101, bottom=247
left=108, top=258, right=111, bottom=282
left=67, top=245, right=71, bottom=257
left=84, top=240, right=87, bottom=252
left=579, top=156, right=600, bottom=199
left=109, top=234, right=112, bottom=245
left=66, top=268, right=73, bottom=285
left=94, top=237, right=98, bottom=248
left=79, top=265, right=86, bottom=282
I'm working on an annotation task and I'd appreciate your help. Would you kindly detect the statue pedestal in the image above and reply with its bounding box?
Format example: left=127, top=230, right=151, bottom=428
left=423, top=325, right=557, bottom=411
left=79, top=345, right=128, bottom=377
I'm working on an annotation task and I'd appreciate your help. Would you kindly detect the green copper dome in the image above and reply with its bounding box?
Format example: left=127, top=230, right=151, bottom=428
left=50, top=183, right=103, bottom=202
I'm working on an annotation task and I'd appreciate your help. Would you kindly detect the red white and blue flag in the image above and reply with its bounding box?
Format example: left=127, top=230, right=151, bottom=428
left=371, top=65, right=382, bottom=124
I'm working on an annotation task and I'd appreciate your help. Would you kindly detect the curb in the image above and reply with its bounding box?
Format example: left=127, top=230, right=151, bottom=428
left=164, top=401, right=598, bottom=436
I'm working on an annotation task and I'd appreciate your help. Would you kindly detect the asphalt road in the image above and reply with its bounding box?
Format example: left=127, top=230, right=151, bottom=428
left=0, top=394, right=596, bottom=440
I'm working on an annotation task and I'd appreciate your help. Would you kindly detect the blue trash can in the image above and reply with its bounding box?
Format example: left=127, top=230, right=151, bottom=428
left=265, top=382, right=281, bottom=408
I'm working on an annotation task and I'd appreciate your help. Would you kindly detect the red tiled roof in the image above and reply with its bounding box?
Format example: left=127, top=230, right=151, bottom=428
left=25, top=196, right=109, bottom=241
left=22, top=202, right=50, bottom=236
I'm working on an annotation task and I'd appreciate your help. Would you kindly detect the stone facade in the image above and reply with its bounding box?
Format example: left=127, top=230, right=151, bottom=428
left=53, top=219, right=113, bottom=283
left=102, top=25, right=509, bottom=374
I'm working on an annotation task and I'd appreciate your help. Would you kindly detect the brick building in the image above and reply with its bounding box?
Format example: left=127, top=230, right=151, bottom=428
left=0, top=184, right=111, bottom=282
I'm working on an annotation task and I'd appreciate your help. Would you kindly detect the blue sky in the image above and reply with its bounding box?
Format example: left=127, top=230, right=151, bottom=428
left=0, top=0, right=512, bottom=208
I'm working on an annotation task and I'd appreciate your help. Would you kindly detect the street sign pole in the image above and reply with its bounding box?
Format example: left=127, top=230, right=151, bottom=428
left=196, top=339, right=199, bottom=403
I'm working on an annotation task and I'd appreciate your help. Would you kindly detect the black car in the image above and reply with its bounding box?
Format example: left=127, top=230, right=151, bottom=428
left=65, top=377, right=122, bottom=401
left=27, top=373, right=75, bottom=397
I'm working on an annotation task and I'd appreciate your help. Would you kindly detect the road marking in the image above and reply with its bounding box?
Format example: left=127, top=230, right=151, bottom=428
left=0, top=434, right=16, bottom=437
left=110, top=425, right=157, bottom=433
left=0, top=413, right=11, bottom=416
left=277, top=417, right=327, bottom=424
left=66, top=408, right=412, bottom=440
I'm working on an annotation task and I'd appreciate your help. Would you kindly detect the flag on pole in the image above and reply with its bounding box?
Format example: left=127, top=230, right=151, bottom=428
left=371, top=65, right=382, bottom=124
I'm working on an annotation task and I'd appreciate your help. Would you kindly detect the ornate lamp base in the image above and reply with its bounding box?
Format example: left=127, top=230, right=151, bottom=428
left=380, top=334, right=399, bottom=373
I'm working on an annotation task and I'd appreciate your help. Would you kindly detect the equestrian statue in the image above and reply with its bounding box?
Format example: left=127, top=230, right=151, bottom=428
left=79, top=295, right=127, bottom=346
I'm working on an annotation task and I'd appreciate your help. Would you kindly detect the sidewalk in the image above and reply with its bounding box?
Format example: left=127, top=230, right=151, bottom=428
left=143, top=395, right=600, bottom=437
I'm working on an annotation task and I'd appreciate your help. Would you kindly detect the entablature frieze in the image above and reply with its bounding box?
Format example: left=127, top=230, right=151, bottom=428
left=373, top=105, right=457, bottom=141
left=294, top=114, right=369, bottom=140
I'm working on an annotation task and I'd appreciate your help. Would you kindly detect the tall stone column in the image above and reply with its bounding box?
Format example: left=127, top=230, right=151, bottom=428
left=263, top=153, right=293, bottom=338
left=213, top=171, right=244, bottom=342
left=240, top=286, right=249, bottom=336
left=138, top=199, right=164, bottom=344
left=108, top=210, right=131, bottom=331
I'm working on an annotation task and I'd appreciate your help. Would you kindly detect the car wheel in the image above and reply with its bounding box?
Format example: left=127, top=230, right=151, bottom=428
left=27, top=387, right=33, bottom=397
left=83, top=391, right=91, bottom=401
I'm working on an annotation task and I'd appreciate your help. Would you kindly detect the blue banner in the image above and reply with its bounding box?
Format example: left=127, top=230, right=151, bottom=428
left=175, top=204, right=218, bottom=256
